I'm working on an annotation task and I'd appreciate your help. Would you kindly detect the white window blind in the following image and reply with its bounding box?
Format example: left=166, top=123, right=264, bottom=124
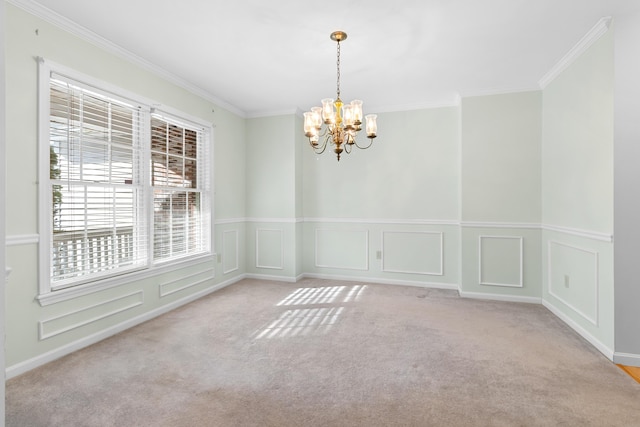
left=44, top=67, right=212, bottom=292
left=49, top=74, right=147, bottom=288
left=150, top=114, right=210, bottom=262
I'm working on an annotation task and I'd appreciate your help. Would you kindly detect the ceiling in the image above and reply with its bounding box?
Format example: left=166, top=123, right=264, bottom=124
left=20, top=0, right=633, bottom=117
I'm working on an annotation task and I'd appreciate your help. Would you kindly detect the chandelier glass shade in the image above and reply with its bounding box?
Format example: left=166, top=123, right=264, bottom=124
left=303, top=31, right=377, bottom=161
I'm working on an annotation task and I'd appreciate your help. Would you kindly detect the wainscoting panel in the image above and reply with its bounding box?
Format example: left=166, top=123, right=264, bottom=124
left=479, top=235, right=523, bottom=287
left=256, top=228, right=284, bottom=270
left=159, top=268, right=216, bottom=298
left=223, top=230, right=239, bottom=274
left=548, top=240, right=599, bottom=325
left=382, top=231, right=443, bottom=275
left=315, top=229, right=369, bottom=271
left=39, top=291, right=144, bottom=340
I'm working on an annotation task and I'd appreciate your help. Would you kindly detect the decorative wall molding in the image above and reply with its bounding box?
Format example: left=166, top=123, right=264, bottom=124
left=459, top=290, right=541, bottom=304
left=459, top=86, right=541, bottom=100
left=367, top=97, right=460, bottom=114
left=306, top=217, right=459, bottom=226
left=302, top=273, right=458, bottom=291
left=36, top=255, right=214, bottom=306
left=159, top=269, right=215, bottom=298
left=478, top=235, right=524, bottom=288
left=8, top=275, right=244, bottom=379
left=245, top=108, right=301, bottom=119
left=39, top=291, right=144, bottom=340
left=255, top=228, right=284, bottom=270
left=547, top=241, right=599, bottom=326
left=248, top=217, right=303, bottom=224
left=314, top=229, right=369, bottom=271
left=381, top=231, right=444, bottom=275
left=7, top=0, right=245, bottom=117
left=538, top=16, right=613, bottom=88
left=215, top=218, right=247, bottom=225
left=542, top=224, right=612, bottom=243
left=542, top=299, right=613, bottom=361
left=222, top=229, right=239, bottom=274
left=6, top=234, right=39, bottom=246
left=461, top=221, right=539, bottom=230
left=461, top=221, right=613, bottom=242
left=214, top=219, right=612, bottom=244
left=245, top=273, right=299, bottom=283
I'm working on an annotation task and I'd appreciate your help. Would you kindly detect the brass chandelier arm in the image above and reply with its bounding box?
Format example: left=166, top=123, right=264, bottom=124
left=310, top=137, right=330, bottom=155
left=349, top=136, right=375, bottom=150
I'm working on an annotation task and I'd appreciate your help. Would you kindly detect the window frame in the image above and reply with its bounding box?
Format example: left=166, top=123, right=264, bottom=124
left=37, top=58, right=215, bottom=305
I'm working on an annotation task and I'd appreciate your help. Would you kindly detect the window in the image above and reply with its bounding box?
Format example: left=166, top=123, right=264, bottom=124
left=150, top=114, right=209, bottom=262
left=40, top=60, right=212, bottom=295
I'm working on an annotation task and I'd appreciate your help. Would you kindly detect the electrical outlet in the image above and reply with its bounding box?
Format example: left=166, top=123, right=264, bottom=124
left=376, top=250, right=382, bottom=260
left=217, top=253, right=222, bottom=263
left=564, top=275, right=570, bottom=288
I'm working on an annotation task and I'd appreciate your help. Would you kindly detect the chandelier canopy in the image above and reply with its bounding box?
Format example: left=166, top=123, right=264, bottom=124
left=303, top=31, right=378, bottom=161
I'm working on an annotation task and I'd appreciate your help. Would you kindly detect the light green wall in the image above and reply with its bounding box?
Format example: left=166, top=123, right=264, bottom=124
left=244, top=115, right=302, bottom=280
left=215, top=112, right=246, bottom=220
left=460, top=227, right=541, bottom=299
left=459, top=91, right=543, bottom=298
left=3, top=3, right=621, bottom=372
left=246, top=115, right=297, bottom=219
left=299, top=107, right=461, bottom=287
left=542, top=31, right=614, bottom=232
left=303, top=108, right=460, bottom=220
left=4, top=4, right=246, bottom=370
left=295, top=116, right=304, bottom=277
left=461, top=91, right=542, bottom=223
left=302, top=222, right=460, bottom=288
left=541, top=28, right=614, bottom=350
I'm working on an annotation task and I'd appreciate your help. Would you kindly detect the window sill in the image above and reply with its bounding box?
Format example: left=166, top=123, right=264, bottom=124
left=36, top=253, right=216, bottom=306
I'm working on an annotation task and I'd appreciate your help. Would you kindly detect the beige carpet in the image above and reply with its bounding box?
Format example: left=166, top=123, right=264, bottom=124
left=7, top=278, right=640, bottom=426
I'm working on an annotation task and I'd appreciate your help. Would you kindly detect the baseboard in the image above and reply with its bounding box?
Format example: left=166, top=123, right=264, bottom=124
left=6, top=275, right=244, bottom=379
left=459, top=290, right=541, bottom=304
left=301, top=273, right=459, bottom=290
left=541, top=299, right=614, bottom=361
left=244, top=273, right=299, bottom=283
left=613, top=352, right=640, bottom=367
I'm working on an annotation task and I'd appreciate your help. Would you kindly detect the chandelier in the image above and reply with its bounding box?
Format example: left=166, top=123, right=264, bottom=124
left=303, top=31, right=378, bottom=161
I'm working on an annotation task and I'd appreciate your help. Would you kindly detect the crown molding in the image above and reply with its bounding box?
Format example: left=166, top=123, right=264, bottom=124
left=459, top=85, right=541, bottom=100
left=245, top=108, right=302, bottom=119
left=7, top=0, right=246, bottom=118
left=538, top=16, right=613, bottom=89
left=368, top=98, right=460, bottom=114
left=249, top=98, right=464, bottom=118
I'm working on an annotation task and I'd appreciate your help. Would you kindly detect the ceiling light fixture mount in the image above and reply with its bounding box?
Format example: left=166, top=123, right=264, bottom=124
left=303, top=31, right=377, bottom=161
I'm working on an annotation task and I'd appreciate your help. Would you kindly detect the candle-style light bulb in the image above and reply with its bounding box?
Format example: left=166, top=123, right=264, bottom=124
left=321, top=99, right=335, bottom=124
left=365, top=114, right=377, bottom=138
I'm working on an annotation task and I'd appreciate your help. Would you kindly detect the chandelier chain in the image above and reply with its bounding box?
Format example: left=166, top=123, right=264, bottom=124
left=336, top=40, right=341, bottom=99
